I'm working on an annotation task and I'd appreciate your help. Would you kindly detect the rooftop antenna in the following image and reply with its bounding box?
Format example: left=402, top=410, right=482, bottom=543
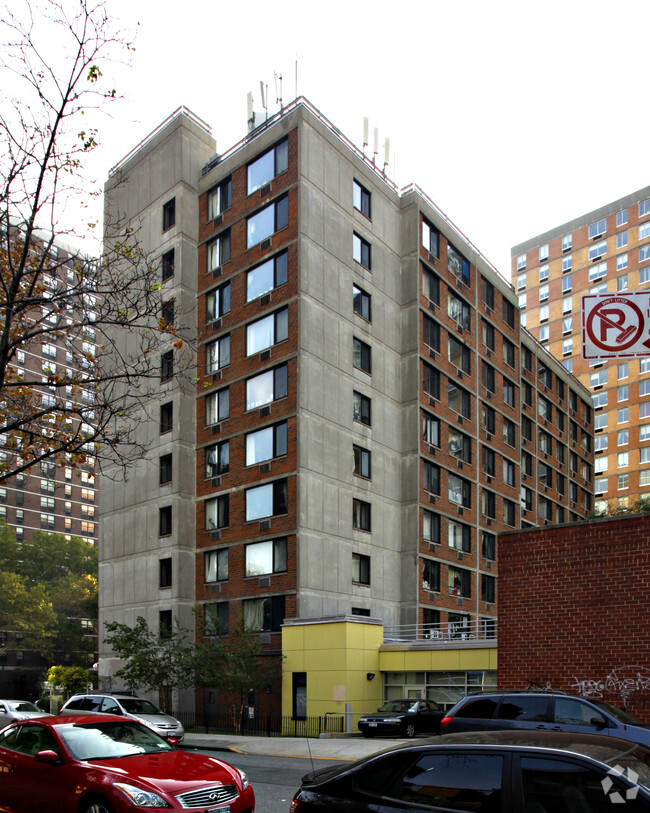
left=260, top=81, right=268, bottom=121
left=363, top=117, right=369, bottom=153
left=383, top=137, right=390, bottom=174
left=373, top=127, right=379, bottom=166
left=274, top=72, right=283, bottom=110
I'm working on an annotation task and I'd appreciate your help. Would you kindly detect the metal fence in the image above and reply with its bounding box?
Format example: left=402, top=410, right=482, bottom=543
left=175, top=710, right=346, bottom=738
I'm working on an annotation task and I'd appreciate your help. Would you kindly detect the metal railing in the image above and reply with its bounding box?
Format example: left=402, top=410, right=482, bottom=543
left=383, top=619, right=497, bottom=645
left=174, top=710, right=345, bottom=739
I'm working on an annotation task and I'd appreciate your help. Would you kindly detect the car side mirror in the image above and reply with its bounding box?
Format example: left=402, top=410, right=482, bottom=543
left=35, top=750, right=59, bottom=763
left=590, top=717, right=607, bottom=729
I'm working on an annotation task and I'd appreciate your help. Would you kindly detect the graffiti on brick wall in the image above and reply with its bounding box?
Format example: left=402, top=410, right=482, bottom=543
left=572, top=666, right=650, bottom=706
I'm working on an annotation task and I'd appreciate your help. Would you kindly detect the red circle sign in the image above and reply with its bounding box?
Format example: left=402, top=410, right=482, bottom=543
left=585, top=297, right=645, bottom=352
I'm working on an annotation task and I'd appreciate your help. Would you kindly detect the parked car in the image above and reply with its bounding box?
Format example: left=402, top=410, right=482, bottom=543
left=60, top=692, right=184, bottom=741
left=0, top=714, right=254, bottom=813
left=290, top=729, right=650, bottom=812
left=440, top=690, right=650, bottom=747
left=0, top=700, right=51, bottom=727
left=358, top=699, right=443, bottom=738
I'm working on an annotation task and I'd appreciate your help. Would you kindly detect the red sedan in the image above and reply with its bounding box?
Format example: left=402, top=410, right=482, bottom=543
left=0, top=713, right=255, bottom=813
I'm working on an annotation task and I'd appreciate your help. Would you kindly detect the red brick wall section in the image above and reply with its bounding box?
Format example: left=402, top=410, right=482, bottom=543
left=498, top=514, right=650, bottom=722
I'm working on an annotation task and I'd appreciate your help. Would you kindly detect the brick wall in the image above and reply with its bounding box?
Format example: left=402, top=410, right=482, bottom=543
left=498, top=514, right=650, bottom=722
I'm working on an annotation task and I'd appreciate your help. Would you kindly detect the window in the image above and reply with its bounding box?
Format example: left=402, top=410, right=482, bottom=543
left=206, top=281, right=231, bottom=321
left=246, top=479, right=288, bottom=521
left=482, top=404, right=496, bottom=435
left=448, top=382, right=471, bottom=418
left=503, top=418, right=516, bottom=447
left=204, top=602, right=229, bottom=636
left=159, top=558, right=172, bottom=589
left=159, top=610, right=172, bottom=638
left=246, top=422, right=287, bottom=466
left=517, top=273, right=526, bottom=290
left=641, top=245, right=650, bottom=265
left=205, top=440, right=229, bottom=478
left=539, top=264, right=549, bottom=282
left=423, top=315, right=440, bottom=352
left=247, top=196, right=289, bottom=248
left=539, top=284, right=549, bottom=302
left=502, top=299, right=515, bottom=328
left=539, top=304, right=549, bottom=322
left=503, top=339, right=515, bottom=367
left=206, top=335, right=230, bottom=373
left=618, top=452, right=629, bottom=468
left=423, top=510, right=440, bottom=543
left=482, top=320, right=495, bottom=351
left=422, top=559, right=440, bottom=592
left=205, top=387, right=229, bottom=425
left=206, top=495, right=229, bottom=530
left=481, top=488, right=496, bottom=519
left=449, top=566, right=472, bottom=598
left=617, top=253, right=628, bottom=272
left=422, top=217, right=439, bottom=257
left=539, top=244, right=549, bottom=261
left=247, top=138, right=289, bottom=194
left=482, top=361, right=495, bottom=394
left=243, top=595, right=285, bottom=633
left=353, top=284, right=371, bottom=321
left=642, top=380, right=650, bottom=397
left=562, top=234, right=572, bottom=252
left=353, top=337, right=372, bottom=374
left=353, top=391, right=371, bottom=425
left=504, top=498, right=516, bottom=526
left=588, top=241, right=606, bottom=261
left=246, top=364, right=288, bottom=409
left=503, top=377, right=516, bottom=408
left=481, top=277, right=495, bottom=310
left=353, top=180, right=371, bottom=218
left=423, top=461, right=440, bottom=495
left=245, top=538, right=287, bottom=577
left=247, top=251, right=288, bottom=301
left=641, top=222, right=650, bottom=241
left=589, top=261, right=607, bottom=281
left=449, top=429, right=471, bottom=463
left=482, top=532, right=496, bottom=560
left=617, top=429, right=628, bottom=446
left=562, top=316, right=572, bottom=335
left=562, top=296, right=572, bottom=314
left=160, top=350, right=173, bottom=382
left=482, top=446, right=495, bottom=477
left=618, top=407, right=628, bottom=424
left=503, top=458, right=515, bottom=486
left=590, top=370, right=607, bottom=388
left=162, top=198, right=175, bottom=231
left=562, top=256, right=572, bottom=274
left=641, top=448, right=650, bottom=464
left=448, top=521, right=471, bottom=552
left=449, top=474, right=471, bottom=507
left=517, top=253, right=526, bottom=270
left=563, top=338, right=572, bottom=356
left=423, top=362, right=440, bottom=399
left=353, top=445, right=371, bottom=478
left=158, top=505, right=172, bottom=536
left=422, top=412, right=439, bottom=447
left=588, top=218, right=606, bottom=239
left=353, top=498, right=371, bottom=531
left=247, top=308, right=288, bottom=356
left=482, top=574, right=496, bottom=603
left=159, top=454, right=172, bottom=485
left=352, top=553, right=370, bottom=585
left=207, top=177, right=232, bottom=220
left=617, top=208, right=628, bottom=227
left=448, top=294, right=471, bottom=330
left=448, top=244, right=470, bottom=284
left=160, top=402, right=173, bottom=434
left=353, top=232, right=371, bottom=269
left=617, top=231, right=628, bottom=248
left=448, top=337, right=471, bottom=374
left=161, top=249, right=174, bottom=282
left=423, top=267, right=440, bottom=304
left=618, top=384, right=628, bottom=402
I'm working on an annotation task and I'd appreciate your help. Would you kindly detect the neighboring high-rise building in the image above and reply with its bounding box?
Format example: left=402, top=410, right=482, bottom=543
left=0, top=237, right=98, bottom=546
left=512, top=187, right=650, bottom=512
left=100, top=99, right=594, bottom=716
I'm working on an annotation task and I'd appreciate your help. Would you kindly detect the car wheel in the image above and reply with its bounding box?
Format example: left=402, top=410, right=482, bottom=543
left=361, top=730, right=374, bottom=738
left=404, top=723, right=416, bottom=738
left=82, top=797, right=114, bottom=813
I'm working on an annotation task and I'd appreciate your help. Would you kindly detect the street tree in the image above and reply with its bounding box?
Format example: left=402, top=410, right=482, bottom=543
left=103, top=616, right=196, bottom=712
left=0, top=0, right=191, bottom=485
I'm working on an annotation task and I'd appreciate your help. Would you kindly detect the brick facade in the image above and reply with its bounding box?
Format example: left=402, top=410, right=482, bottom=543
left=498, top=514, right=650, bottom=722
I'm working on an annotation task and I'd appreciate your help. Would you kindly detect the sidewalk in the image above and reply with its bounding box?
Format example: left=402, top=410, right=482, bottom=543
left=183, top=732, right=411, bottom=760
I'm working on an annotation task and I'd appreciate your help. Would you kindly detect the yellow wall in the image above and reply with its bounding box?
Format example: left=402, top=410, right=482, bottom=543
left=282, top=618, right=497, bottom=720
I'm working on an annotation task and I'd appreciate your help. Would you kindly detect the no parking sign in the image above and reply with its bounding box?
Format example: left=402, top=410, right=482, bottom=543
left=582, top=293, right=650, bottom=359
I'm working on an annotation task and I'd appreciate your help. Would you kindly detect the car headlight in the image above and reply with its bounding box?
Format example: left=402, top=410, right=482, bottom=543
left=238, top=769, right=249, bottom=791
left=114, top=782, right=170, bottom=807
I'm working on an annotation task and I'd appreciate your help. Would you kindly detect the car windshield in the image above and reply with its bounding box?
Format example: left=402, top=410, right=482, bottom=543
left=119, top=698, right=164, bottom=715
left=6, top=702, right=40, bottom=713
left=57, top=722, right=175, bottom=760
left=589, top=700, right=647, bottom=726
left=603, top=744, right=650, bottom=792
left=378, top=701, right=418, bottom=713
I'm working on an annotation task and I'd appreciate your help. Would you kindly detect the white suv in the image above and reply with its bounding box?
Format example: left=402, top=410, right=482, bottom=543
left=60, top=692, right=184, bottom=741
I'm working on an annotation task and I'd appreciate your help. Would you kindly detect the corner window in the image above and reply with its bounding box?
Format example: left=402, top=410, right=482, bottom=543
left=422, top=217, right=439, bottom=257
left=424, top=461, right=440, bottom=495
left=160, top=350, right=173, bottom=382
left=207, top=231, right=231, bottom=271
left=247, top=138, right=289, bottom=195
left=423, top=510, right=440, bottom=543
left=423, top=362, right=440, bottom=399
left=205, top=548, right=229, bottom=583
left=353, top=180, right=371, bottom=219
left=353, top=337, right=372, bottom=374
left=246, top=364, right=288, bottom=410
left=159, top=557, right=172, bottom=588
left=247, top=308, right=289, bottom=356
left=246, top=422, right=288, bottom=466
left=353, top=391, right=371, bottom=425
left=422, top=413, right=439, bottom=447
left=207, top=177, right=232, bottom=220
left=353, top=445, right=371, bottom=478
left=353, top=284, right=372, bottom=321
left=448, top=243, right=470, bottom=285
left=247, top=195, right=289, bottom=249
left=162, top=198, right=175, bottom=232
left=160, top=402, right=173, bottom=434
left=245, top=479, right=288, bottom=521
left=161, top=249, right=174, bottom=282
left=245, top=538, right=287, bottom=577
left=353, top=232, right=371, bottom=269
left=159, top=506, right=172, bottom=536
left=159, top=454, right=172, bottom=485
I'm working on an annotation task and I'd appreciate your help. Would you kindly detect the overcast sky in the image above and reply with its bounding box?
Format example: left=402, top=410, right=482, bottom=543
left=93, top=0, right=649, bottom=277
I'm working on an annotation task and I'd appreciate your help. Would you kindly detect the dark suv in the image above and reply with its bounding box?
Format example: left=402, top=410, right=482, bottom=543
left=441, top=691, right=650, bottom=747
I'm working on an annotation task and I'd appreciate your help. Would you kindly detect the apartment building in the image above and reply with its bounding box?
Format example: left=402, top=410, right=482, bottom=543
left=0, top=238, right=98, bottom=546
left=100, top=99, right=594, bottom=717
left=512, top=187, right=650, bottom=512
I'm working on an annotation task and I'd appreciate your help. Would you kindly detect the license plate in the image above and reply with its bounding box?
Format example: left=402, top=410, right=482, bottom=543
left=369, top=722, right=377, bottom=727
left=206, top=807, right=230, bottom=813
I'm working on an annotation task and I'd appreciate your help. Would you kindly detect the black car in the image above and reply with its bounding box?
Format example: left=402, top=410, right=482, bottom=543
left=358, top=699, right=443, bottom=738
left=440, top=690, right=650, bottom=747
left=290, top=730, right=650, bottom=812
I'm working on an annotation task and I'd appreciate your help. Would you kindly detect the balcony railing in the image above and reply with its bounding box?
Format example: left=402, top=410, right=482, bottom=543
left=383, top=619, right=497, bottom=645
